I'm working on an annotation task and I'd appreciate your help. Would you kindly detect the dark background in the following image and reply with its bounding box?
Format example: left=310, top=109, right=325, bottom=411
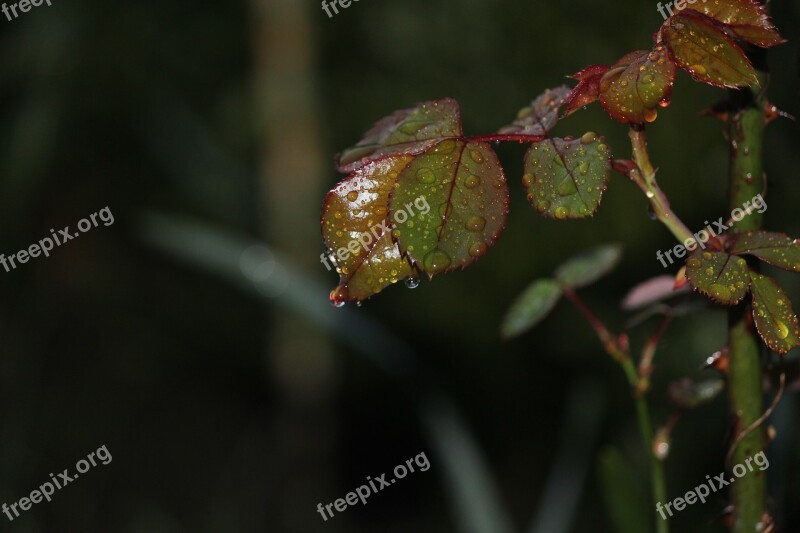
left=0, top=0, right=798, bottom=531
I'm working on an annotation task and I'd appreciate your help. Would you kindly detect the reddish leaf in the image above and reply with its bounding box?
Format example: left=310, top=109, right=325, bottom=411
left=750, top=272, right=800, bottom=355
left=598, top=47, right=676, bottom=125
left=523, top=134, right=611, bottom=219
left=622, top=275, right=689, bottom=310
left=684, top=0, right=785, bottom=47
left=389, top=140, right=508, bottom=277
left=336, top=99, right=462, bottom=173
left=564, top=65, right=609, bottom=116
left=661, top=11, right=758, bottom=88
left=322, top=156, right=418, bottom=303
left=730, top=231, right=800, bottom=273
left=499, top=86, right=570, bottom=136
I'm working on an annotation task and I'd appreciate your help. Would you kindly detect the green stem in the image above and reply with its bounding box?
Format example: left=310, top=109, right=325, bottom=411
left=628, top=128, right=694, bottom=245
left=563, top=288, right=668, bottom=533
left=726, top=84, right=768, bottom=532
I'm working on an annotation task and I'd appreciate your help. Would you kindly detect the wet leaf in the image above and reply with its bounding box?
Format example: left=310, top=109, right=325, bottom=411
left=749, top=272, right=800, bottom=355
left=662, top=11, right=758, bottom=88
left=523, top=135, right=611, bottom=219
left=336, top=99, right=462, bottom=172
left=564, top=65, right=609, bottom=116
left=668, top=377, right=725, bottom=409
left=685, top=250, right=749, bottom=305
left=499, top=86, right=570, bottom=136
left=730, top=231, right=800, bottom=273
left=321, top=156, right=418, bottom=303
left=598, top=47, right=676, bottom=125
left=684, top=0, right=785, bottom=47
left=390, top=140, right=508, bottom=277
left=501, top=278, right=563, bottom=338
left=555, top=243, right=623, bottom=289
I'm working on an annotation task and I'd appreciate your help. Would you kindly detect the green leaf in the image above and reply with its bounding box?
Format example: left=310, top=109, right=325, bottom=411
left=336, top=99, right=462, bottom=172
left=685, top=250, right=749, bottom=305
left=597, top=448, right=652, bottom=533
left=731, top=231, right=800, bottom=273
left=321, top=156, right=418, bottom=303
left=749, top=272, right=800, bottom=355
left=661, top=11, right=758, bottom=88
left=598, top=47, right=676, bottom=125
left=390, top=140, right=508, bottom=277
left=555, top=243, right=623, bottom=289
left=523, top=135, right=611, bottom=219
left=499, top=86, right=570, bottom=136
left=685, top=0, right=785, bottom=47
left=501, top=279, right=563, bottom=338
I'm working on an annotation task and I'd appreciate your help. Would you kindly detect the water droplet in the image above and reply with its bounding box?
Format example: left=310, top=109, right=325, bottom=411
left=470, top=150, right=485, bottom=164
left=346, top=191, right=359, bottom=202
left=646, top=190, right=655, bottom=199
left=641, top=74, right=655, bottom=84
left=537, top=200, right=551, bottom=212
left=577, top=161, right=590, bottom=175
left=334, top=211, right=343, bottom=220
left=522, top=173, right=535, bottom=187
left=466, top=216, right=486, bottom=232
left=709, top=283, right=731, bottom=301
left=690, top=64, right=707, bottom=75
left=399, top=121, right=425, bottom=135
left=469, top=242, right=488, bottom=257
left=644, top=108, right=658, bottom=122
left=329, top=286, right=348, bottom=308
left=581, top=132, right=597, bottom=145
left=417, top=168, right=436, bottom=184
left=517, top=106, right=533, bottom=119
left=464, top=175, right=481, bottom=189
left=405, top=277, right=420, bottom=289
left=775, top=320, right=790, bottom=340
left=687, top=258, right=701, bottom=269
left=423, top=249, right=452, bottom=273
left=554, top=206, right=570, bottom=219
left=553, top=156, right=565, bottom=168
left=434, top=139, right=457, bottom=154
left=703, top=252, right=713, bottom=260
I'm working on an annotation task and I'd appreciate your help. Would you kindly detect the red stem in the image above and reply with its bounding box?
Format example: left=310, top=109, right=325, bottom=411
left=466, top=134, right=546, bottom=144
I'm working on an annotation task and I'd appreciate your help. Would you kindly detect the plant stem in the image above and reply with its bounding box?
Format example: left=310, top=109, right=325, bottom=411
left=467, top=133, right=545, bottom=144
left=627, top=127, right=694, bottom=244
left=563, top=288, right=668, bottom=533
left=726, top=84, right=768, bottom=531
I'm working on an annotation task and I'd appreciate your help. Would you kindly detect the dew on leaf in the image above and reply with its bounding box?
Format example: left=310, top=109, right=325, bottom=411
left=464, top=175, right=481, bottom=189
left=423, top=249, right=452, bottom=274
left=468, top=242, right=488, bottom=258
left=417, top=168, right=436, bottom=184
left=466, top=216, right=486, bottom=232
